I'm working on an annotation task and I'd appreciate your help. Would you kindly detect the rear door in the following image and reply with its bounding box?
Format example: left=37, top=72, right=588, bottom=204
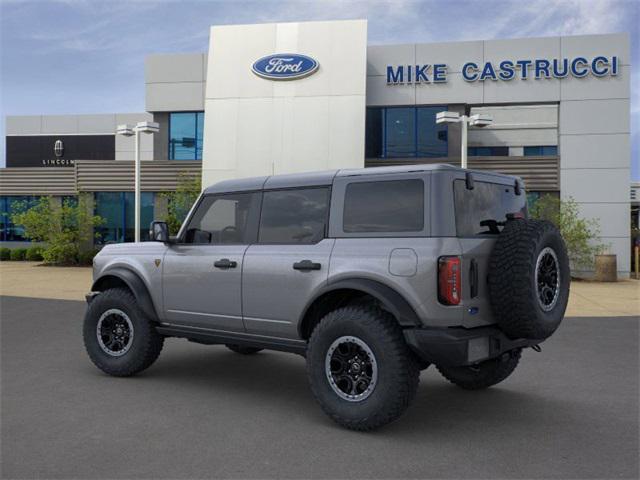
left=453, top=178, right=527, bottom=327
left=242, top=187, right=333, bottom=339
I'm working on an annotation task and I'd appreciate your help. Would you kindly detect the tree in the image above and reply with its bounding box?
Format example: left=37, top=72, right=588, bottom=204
left=161, top=172, right=201, bottom=235
left=11, top=196, right=104, bottom=265
left=529, top=195, right=606, bottom=272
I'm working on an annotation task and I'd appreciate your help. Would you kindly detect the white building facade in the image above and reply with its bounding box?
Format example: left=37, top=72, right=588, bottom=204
left=3, top=20, right=633, bottom=276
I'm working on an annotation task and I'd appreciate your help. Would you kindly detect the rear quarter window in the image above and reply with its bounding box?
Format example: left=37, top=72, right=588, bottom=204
left=454, top=180, right=527, bottom=236
left=343, top=179, right=424, bottom=233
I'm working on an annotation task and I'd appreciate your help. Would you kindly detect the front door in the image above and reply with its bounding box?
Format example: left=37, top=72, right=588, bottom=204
left=162, top=191, right=260, bottom=332
left=242, top=187, right=333, bottom=339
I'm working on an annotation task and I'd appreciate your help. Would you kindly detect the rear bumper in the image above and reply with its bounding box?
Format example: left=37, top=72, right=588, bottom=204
left=404, top=325, right=539, bottom=367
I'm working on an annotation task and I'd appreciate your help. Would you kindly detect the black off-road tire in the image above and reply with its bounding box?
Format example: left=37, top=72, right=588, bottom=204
left=416, top=358, right=431, bottom=371
left=225, top=344, right=263, bottom=355
left=488, top=219, right=570, bottom=340
left=307, top=305, right=419, bottom=431
left=83, top=288, right=164, bottom=377
left=437, top=349, right=522, bottom=390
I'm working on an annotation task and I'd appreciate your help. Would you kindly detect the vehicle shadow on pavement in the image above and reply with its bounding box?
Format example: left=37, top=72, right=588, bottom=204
left=115, top=341, right=577, bottom=434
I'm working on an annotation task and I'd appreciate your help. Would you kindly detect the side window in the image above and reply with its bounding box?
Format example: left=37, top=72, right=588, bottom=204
left=183, top=193, right=258, bottom=244
left=343, top=179, right=424, bottom=233
left=259, top=188, right=330, bottom=244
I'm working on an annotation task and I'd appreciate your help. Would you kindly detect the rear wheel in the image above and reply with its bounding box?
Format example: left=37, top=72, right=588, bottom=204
left=307, top=305, right=419, bottom=431
left=225, top=344, right=263, bottom=355
left=436, top=349, right=521, bottom=390
left=83, top=288, right=164, bottom=377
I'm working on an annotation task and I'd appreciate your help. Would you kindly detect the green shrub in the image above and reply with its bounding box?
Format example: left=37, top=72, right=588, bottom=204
left=10, top=248, right=27, bottom=261
left=78, top=248, right=100, bottom=266
left=25, top=246, right=44, bottom=261
left=0, top=247, right=11, bottom=261
left=11, top=196, right=104, bottom=265
left=160, top=172, right=201, bottom=235
left=530, top=195, right=606, bottom=271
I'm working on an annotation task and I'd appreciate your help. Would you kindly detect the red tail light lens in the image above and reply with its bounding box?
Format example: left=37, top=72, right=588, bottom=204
left=438, top=256, right=461, bottom=305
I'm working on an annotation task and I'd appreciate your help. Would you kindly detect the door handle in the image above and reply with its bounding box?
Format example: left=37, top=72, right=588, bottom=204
left=293, top=260, right=321, bottom=271
left=214, top=258, right=237, bottom=269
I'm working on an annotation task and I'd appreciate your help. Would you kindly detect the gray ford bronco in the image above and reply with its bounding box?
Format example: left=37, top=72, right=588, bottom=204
left=83, top=164, right=569, bottom=431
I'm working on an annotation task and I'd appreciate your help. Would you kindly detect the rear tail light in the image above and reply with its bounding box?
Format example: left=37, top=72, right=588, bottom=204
left=438, top=256, right=461, bottom=305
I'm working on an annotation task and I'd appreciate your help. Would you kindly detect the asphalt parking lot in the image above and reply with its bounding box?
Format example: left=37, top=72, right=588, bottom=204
left=1, top=296, right=638, bottom=479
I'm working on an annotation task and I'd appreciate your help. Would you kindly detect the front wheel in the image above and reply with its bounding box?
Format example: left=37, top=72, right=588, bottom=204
left=306, top=305, right=419, bottom=431
left=436, top=349, right=522, bottom=390
left=83, top=288, right=164, bottom=377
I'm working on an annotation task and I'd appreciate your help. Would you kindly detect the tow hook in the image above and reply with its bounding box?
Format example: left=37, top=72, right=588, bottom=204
left=530, top=344, right=542, bottom=353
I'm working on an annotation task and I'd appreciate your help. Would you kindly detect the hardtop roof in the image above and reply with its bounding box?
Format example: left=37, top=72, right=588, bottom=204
left=202, top=163, right=520, bottom=194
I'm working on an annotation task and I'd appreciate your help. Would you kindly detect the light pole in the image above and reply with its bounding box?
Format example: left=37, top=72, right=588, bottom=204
left=436, top=111, right=492, bottom=169
left=116, top=121, right=159, bottom=242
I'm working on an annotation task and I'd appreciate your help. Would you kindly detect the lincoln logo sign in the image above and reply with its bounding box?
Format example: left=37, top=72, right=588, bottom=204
left=54, top=139, right=64, bottom=158
left=252, top=53, right=319, bottom=80
left=386, top=55, right=620, bottom=84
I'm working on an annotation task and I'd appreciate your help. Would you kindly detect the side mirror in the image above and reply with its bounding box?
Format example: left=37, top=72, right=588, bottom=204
left=149, top=221, right=170, bottom=243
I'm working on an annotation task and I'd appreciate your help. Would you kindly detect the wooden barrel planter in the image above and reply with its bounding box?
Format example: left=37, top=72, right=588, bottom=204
left=594, top=254, right=617, bottom=282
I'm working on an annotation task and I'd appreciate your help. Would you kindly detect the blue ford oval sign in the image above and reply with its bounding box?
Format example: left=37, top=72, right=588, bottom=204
left=252, top=53, right=319, bottom=80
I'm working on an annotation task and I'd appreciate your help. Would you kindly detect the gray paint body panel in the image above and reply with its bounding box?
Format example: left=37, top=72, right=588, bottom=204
left=328, top=237, right=464, bottom=327
left=242, top=239, right=335, bottom=339
left=162, top=244, right=248, bottom=332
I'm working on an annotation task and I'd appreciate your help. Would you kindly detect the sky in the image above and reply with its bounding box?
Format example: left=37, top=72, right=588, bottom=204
left=1, top=0, right=638, bottom=179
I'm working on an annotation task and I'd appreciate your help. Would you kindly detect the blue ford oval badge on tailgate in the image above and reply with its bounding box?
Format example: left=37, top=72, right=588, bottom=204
left=252, top=53, right=319, bottom=80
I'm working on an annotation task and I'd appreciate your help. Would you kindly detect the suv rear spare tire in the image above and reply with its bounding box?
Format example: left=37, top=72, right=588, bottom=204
left=488, top=219, right=569, bottom=340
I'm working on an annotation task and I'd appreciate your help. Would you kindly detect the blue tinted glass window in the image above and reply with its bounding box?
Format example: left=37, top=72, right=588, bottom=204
left=524, top=146, right=557, bottom=156
left=0, top=196, right=39, bottom=242
left=524, top=145, right=558, bottom=157
left=468, top=146, right=508, bottom=156
left=196, top=112, right=205, bottom=160
left=95, top=192, right=123, bottom=243
left=524, top=146, right=542, bottom=156
left=124, top=192, right=154, bottom=242
left=365, top=108, right=383, bottom=158
left=169, top=112, right=204, bottom=160
left=95, top=192, right=154, bottom=244
left=365, top=106, right=448, bottom=159
left=417, top=107, right=448, bottom=158
left=385, top=108, right=415, bottom=158
left=0, top=197, right=7, bottom=242
left=541, top=146, right=557, bottom=156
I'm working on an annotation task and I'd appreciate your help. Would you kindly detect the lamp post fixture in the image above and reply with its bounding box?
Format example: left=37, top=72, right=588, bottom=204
left=436, top=111, right=493, bottom=169
left=116, top=121, right=159, bottom=242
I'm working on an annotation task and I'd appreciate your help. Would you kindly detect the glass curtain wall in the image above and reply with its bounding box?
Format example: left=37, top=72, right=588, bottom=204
left=0, top=196, right=40, bottom=242
left=95, top=192, right=154, bottom=244
left=169, top=112, right=204, bottom=160
left=524, top=146, right=558, bottom=156
left=365, top=106, right=448, bottom=159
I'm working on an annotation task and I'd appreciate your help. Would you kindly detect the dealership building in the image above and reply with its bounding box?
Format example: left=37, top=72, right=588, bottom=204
left=0, top=20, right=633, bottom=276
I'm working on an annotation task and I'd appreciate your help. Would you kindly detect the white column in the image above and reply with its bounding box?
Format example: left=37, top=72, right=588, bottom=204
left=134, top=130, right=141, bottom=243
left=460, top=116, right=468, bottom=169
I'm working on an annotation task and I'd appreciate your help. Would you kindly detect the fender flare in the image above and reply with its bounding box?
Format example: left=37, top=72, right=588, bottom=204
left=299, top=278, right=421, bottom=331
left=91, top=267, right=159, bottom=321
